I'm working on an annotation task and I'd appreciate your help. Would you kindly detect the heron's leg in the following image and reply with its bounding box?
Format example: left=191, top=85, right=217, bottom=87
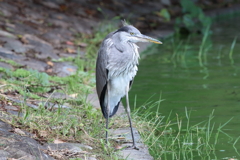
left=125, top=85, right=139, bottom=150
left=106, top=82, right=110, bottom=143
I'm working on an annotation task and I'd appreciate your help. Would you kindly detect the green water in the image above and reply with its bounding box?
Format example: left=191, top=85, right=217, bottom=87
left=130, top=17, right=240, bottom=159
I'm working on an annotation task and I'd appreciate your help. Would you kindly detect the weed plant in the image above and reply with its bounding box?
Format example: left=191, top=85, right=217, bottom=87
left=131, top=96, right=234, bottom=160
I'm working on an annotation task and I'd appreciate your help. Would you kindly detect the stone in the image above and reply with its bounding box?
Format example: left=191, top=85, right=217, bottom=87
left=13, top=22, right=39, bottom=35
left=0, top=62, right=14, bottom=70
left=109, top=127, right=141, bottom=143
left=2, top=38, right=27, bottom=53
left=0, top=2, right=18, bottom=17
left=72, top=18, right=95, bottom=35
left=0, top=150, right=10, bottom=160
left=22, top=34, right=59, bottom=60
left=0, top=129, right=54, bottom=160
left=41, top=30, right=62, bottom=46
left=46, top=18, right=70, bottom=28
left=44, top=143, right=92, bottom=152
left=52, top=62, right=77, bottom=77
left=17, top=57, right=47, bottom=72
left=41, top=28, right=73, bottom=47
left=0, top=30, right=16, bottom=38
left=0, top=47, right=21, bottom=60
left=39, top=1, right=60, bottom=9
left=0, top=120, right=12, bottom=131
left=161, top=0, right=171, bottom=6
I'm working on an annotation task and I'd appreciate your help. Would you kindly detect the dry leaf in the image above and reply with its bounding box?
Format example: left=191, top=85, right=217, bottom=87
left=47, top=61, right=54, bottom=66
left=14, top=128, right=26, bottom=136
left=115, top=145, right=123, bottom=150
left=66, top=48, right=75, bottom=53
left=66, top=68, right=75, bottom=73
left=69, top=93, right=78, bottom=98
left=39, top=130, right=48, bottom=137
left=46, top=68, right=53, bottom=73
left=59, top=4, right=68, bottom=11
left=54, top=139, right=65, bottom=144
left=76, top=42, right=87, bottom=47
left=66, top=41, right=74, bottom=45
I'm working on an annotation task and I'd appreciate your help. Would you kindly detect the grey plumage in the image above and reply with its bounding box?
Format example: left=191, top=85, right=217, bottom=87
left=96, top=22, right=162, bottom=149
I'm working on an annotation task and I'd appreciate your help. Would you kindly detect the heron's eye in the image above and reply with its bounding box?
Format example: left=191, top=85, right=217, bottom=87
left=130, top=32, right=134, bottom=35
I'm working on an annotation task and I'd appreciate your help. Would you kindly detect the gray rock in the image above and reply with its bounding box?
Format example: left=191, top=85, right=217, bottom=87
left=49, top=12, right=70, bottom=22
left=3, top=38, right=27, bottom=53
left=52, top=62, right=77, bottom=77
left=23, top=34, right=59, bottom=60
left=44, top=143, right=92, bottom=152
left=0, top=47, right=21, bottom=60
left=0, top=47, right=48, bottom=71
left=39, top=1, right=60, bottom=9
left=0, top=150, right=10, bottom=160
left=0, top=30, right=16, bottom=38
left=0, top=120, right=12, bottom=132
left=0, top=129, right=54, bottom=160
left=17, top=57, right=47, bottom=72
left=161, top=0, right=171, bottom=6
left=13, top=22, right=39, bottom=35
left=0, top=2, right=18, bottom=17
left=0, top=62, right=14, bottom=70
left=46, top=18, right=70, bottom=28
left=72, top=18, right=96, bottom=35
left=41, top=32, right=61, bottom=46
left=41, top=28, right=74, bottom=47
left=23, top=8, right=45, bottom=22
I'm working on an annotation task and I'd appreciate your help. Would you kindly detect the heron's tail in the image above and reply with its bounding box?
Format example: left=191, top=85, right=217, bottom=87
left=100, top=101, right=120, bottom=119
left=99, top=83, right=121, bottom=118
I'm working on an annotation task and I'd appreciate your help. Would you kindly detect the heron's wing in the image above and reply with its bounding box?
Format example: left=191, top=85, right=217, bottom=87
left=96, top=32, right=116, bottom=118
left=96, top=41, right=109, bottom=99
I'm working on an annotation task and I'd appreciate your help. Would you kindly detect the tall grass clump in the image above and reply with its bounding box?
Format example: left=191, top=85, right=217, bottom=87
left=229, top=36, right=238, bottom=65
left=131, top=97, right=233, bottom=160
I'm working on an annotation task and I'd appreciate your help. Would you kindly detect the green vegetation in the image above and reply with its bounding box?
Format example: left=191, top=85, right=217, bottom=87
left=130, top=94, right=222, bottom=159
left=1, top=3, right=239, bottom=159
left=0, top=58, right=21, bottom=67
left=0, top=60, right=121, bottom=159
left=175, top=0, right=212, bottom=36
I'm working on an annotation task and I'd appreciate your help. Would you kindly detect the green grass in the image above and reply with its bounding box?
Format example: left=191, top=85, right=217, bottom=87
left=0, top=58, right=21, bottom=67
left=0, top=19, right=129, bottom=159
left=1, top=16, right=238, bottom=159
left=0, top=67, right=123, bottom=159
left=229, top=36, right=238, bottom=65
left=131, top=97, right=235, bottom=160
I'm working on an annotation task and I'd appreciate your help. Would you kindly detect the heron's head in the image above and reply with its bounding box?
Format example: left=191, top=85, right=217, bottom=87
left=115, top=25, right=162, bottom=44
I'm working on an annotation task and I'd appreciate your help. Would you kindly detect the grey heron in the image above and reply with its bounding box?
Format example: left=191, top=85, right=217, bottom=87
left=96, top=21, right=162, bottom=149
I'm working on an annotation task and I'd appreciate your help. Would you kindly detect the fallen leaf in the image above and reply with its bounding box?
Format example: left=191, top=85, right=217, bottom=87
left=69, top=93, right=78, bottom=98
left=76, top=42, right=87, bottom=47
left=66, top=48, right=75, bottom=53
left=115, top=145, right=123, bottom=150
left=46, top=68, right=53, bottom=73
left=54, top=139, right=65, bottom=144
left=47, top=61, right=54, bottom=66
left=84, top=9, right=96, bottom=16
left=59, top=4, right=68, bottom=11
left=39, top=130, right=48, bottom=137
left=66, top=68, right=75, bottom=73
left=14, top=128, right=26, bottom=136
left=66, top=41, right=74, bottom=45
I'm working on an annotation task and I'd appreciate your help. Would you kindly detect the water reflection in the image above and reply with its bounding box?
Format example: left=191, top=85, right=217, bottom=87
left=129, top=17, right=240, bottom=159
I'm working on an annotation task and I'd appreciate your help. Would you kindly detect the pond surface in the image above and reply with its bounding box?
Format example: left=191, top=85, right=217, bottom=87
left=130, top=17, right=240, bottom=159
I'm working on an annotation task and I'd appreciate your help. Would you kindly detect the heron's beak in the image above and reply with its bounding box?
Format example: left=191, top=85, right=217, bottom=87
left=137, top=34, right=162, bottom=44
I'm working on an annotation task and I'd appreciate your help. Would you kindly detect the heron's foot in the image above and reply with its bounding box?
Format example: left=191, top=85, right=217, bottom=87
left=127, top=145, right=139, bottom=150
